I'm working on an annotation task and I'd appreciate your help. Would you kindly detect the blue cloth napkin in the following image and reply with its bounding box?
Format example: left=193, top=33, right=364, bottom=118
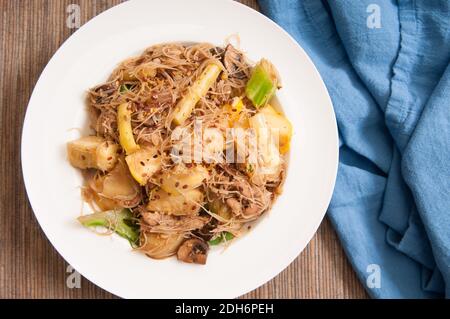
left=258, top=0, right=450, bottom=298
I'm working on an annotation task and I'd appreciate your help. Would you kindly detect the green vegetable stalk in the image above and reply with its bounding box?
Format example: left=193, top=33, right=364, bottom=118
left=245, top=59, right=280, bottom=108
left=78, top=209, right=140, bottom=245
left=208, top=232, right=234, bottom=246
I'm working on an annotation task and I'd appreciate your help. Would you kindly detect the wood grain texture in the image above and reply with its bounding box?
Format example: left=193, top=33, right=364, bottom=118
left=0, top=0, right=368, bottom=299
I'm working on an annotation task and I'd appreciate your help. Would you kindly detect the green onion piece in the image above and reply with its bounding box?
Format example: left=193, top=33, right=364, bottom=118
left=245, top=59, right=280, bottom=108
left=78, top=209, right=140, bottom=245
left=208, top=237, right=222, bottom=246
left=208, top=232, right=234, bottom=246
left=224, top=232, right=234, bottom=241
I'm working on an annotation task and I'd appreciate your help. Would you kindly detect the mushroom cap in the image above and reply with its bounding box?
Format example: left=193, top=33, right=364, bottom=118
left=177, top=238, right=209, bottom=265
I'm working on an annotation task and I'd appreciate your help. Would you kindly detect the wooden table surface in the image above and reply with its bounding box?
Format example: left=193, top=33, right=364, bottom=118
left=0, top=0, right=368, bottom=299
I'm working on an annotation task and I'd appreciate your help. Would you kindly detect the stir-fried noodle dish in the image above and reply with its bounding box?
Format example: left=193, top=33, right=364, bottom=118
left=67, top=42, right=292, bottom=264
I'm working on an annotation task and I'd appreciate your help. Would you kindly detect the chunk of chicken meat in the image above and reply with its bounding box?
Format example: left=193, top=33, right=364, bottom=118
left=225, top=182, right=272, bottom=219
left=140, top=211, right=209, bottom=233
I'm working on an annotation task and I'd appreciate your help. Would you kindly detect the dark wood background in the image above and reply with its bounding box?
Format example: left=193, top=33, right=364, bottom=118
left=0, top=0, right=368, bottom=298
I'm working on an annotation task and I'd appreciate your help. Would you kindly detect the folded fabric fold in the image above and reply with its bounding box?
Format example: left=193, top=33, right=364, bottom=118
left=259, top=0, right=449, bottom=298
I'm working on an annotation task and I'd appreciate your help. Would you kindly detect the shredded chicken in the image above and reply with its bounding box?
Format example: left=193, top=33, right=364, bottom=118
left=139, top=210, right=210, bottom=233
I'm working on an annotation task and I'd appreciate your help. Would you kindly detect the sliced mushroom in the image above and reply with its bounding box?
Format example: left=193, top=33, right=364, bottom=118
left=209, top=46, right=225, bottom=58
left=223, top=44, right=247, bottom=79
left=177, top=238, right=209, bottom=265
left=92, top=81, right=119, bottom=98
left=194, top=218, right=218, bottom=241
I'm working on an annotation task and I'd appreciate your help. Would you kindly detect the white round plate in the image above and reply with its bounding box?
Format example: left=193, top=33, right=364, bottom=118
left=22, top=0, right=338, bottom=299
